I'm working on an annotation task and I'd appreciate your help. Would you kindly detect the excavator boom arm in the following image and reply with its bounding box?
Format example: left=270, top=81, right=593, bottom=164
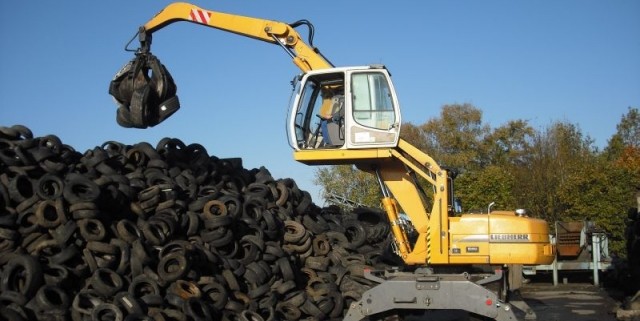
left=141, top=2, right=332, bottom=72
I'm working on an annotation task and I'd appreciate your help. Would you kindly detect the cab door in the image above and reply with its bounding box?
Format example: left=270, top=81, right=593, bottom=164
left=288, top=66, right=401, bottom=152
left=345, top=68, right=401, bottom=149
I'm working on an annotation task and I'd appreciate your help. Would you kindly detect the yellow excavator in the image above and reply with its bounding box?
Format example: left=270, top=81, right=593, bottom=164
left=109, top=3, right=554, bottom=320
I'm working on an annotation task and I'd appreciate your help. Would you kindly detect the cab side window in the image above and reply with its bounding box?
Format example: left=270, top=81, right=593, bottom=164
left=351, top=72, right=396, bottom=130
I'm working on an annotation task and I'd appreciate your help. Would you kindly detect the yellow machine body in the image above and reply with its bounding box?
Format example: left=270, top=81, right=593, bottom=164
left=449, top=212, right=554, bottom=264
left=111, top=3, right=557, bottom=319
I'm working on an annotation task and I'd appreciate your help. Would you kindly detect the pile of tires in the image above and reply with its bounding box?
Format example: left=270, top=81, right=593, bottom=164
left=0, top=125, right=396, bottom=321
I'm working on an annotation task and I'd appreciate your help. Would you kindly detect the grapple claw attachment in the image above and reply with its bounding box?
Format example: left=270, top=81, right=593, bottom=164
left=109, top=52, right=180, bottom=129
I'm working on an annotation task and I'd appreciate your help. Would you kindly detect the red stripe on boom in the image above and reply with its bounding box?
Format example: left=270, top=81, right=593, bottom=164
left=189, top=9, right=211, bottom=24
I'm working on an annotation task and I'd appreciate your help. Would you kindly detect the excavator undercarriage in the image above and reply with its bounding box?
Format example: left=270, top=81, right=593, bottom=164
left=346, top=269, right=519, bottom=321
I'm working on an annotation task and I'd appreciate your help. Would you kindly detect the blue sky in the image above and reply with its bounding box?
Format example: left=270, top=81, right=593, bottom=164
left=1, top=1, right=638, bottom=202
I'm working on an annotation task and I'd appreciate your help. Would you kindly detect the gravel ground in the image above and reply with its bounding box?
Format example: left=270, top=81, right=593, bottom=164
left=518, top=276, right=620, bottom=321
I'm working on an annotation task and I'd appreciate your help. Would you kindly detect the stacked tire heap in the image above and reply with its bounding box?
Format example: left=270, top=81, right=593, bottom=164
left=0, top=125, right=396, bottom=321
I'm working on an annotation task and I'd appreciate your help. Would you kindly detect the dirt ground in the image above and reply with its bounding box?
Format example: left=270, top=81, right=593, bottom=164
left=516, top=273, right=621, bottom=321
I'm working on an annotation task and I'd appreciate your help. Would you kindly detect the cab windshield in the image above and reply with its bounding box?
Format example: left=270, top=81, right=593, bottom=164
left=293, top=73, right=345, bottom=149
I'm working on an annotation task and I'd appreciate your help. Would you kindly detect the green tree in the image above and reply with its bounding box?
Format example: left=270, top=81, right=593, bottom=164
left=314, top=165, right=380, bottom=208
left=604, top=107, right=639, bottom=160
left=482, top=119, right=535, bottom=167
left=419, top=103, right=489, bottom=170
left=556, top=156, right=631, bottom=255
left=615, top=107, right=640, bottom=148
left=596, top=107, right=640, bottom=255
left=452, top=119, right=533, bottom=212
left=513, top=121, right=596, bottom=223
left=399, top=122, right=429, bottom=151
left=603, top=107, right=640, bottom=209
left=455, top=165, right=517, bottom=213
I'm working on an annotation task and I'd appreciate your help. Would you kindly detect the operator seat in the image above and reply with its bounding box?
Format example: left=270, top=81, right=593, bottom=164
left=321, top=95, right=345, bottom=146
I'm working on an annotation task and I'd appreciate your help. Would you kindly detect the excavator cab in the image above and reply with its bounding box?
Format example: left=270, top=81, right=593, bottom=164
left=288, top=65, right=401, bottom=153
